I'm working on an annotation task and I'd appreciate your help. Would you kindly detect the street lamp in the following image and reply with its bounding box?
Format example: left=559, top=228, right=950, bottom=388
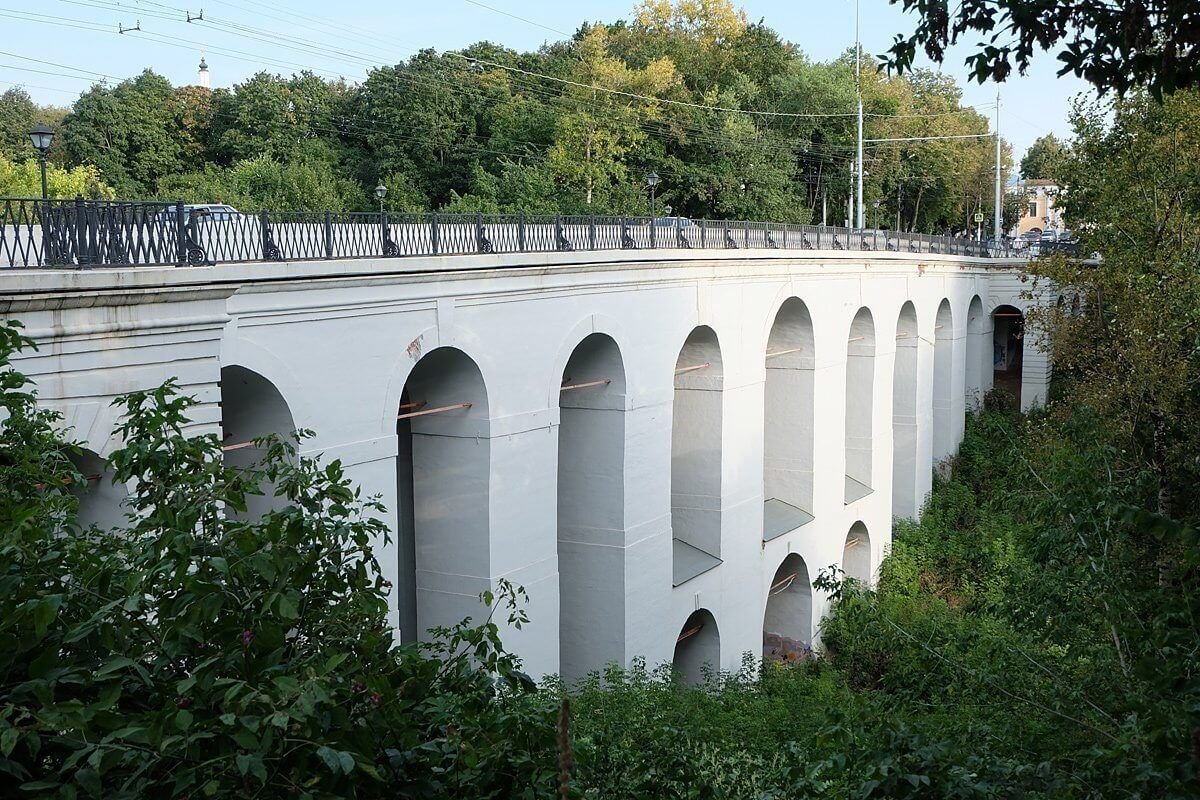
left=27, top=122, right=54, bottom=200
left=645, top=171, right=660, bottom=219
left=375, top=183, right=387, bottom=213
left=871, top=199, right=881, bottom=230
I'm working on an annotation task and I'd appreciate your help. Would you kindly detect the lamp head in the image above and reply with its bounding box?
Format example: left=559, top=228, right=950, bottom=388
left=28, top=122, right=54, bottom=154
left=645, top=171, right=660, bottom=188
left=375, top=183, right=388, bottom=201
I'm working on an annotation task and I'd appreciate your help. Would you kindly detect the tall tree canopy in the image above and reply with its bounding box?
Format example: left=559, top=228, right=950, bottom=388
left=884, top=0, right=1200, bottom=98
left=1019, top=134, right=1067, bottom=180
left=38, top=0, right=1004, bottom=228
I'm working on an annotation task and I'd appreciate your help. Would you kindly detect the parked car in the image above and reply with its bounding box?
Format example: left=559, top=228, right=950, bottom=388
left=650, top=216, right=694, bottom=227
left=156, top=204, right=241, bottom=222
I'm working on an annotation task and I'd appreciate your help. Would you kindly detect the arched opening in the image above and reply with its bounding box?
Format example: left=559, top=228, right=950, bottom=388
left=395, top=347, right=490, bottom=644
left=891, top=302, right=919, bottom=519
left=671, top=326, right=723, bottom=586
left=965, top=296, right=988, bottom=410
left=932, top=300, right=954, bottom=462
left=557, top=333, right=626, bottom=683
left=67, top=448, right=127, bottom=531
left=844, top=308, right=875, bottom=504
left=992, top=305, right=1025, bottom=406
left=842, top=521, right=872, bottom=584
left=220, top=365, right=297, bottom=518
left=762, top=554, right=813, bottom=663
left=763, top=299, right=816, bottom=541
left=673, top=608, right=719, bottom=684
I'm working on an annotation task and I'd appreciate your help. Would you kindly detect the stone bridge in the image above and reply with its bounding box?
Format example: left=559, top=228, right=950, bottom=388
left=0, top=247, right=1047, bottom=681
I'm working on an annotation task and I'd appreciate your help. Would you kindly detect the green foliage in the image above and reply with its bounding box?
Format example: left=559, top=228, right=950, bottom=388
left=0, top=321, right=558, bottom=799
left=1019, top=134, right=1068, bottom=181
left=0, top=155, right=114, bottom=199
left=40, top=3, right=1003, bottom=225
left=883, top=0, right=1200, bottom=98
left=159, top=148, right=367, bottom=211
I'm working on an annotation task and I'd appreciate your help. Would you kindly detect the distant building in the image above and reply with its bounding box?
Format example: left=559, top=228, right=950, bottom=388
left=197, top=56, right=210, bottom=90
left=1008, top=179, right=1063, bottom=237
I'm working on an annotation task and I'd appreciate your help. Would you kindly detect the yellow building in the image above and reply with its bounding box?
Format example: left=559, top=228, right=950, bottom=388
left=1009, top=179, right=1063, bottom=237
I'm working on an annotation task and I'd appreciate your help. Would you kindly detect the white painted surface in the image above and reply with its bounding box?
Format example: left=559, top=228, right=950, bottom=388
left=1, top=248, right=1048, bottom=679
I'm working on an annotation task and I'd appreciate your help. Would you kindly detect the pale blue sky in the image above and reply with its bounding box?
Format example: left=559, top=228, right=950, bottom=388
left=0, top=0, right=1094, bottom=156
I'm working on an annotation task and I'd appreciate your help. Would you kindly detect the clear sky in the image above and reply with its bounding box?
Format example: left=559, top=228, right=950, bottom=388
left=0, top=0, right=1096, bottom=157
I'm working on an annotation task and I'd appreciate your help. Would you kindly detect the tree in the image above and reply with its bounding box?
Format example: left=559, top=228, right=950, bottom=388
left=883, top=0, right=1200, bottom=98
left=61, top=71, right=187, bottom=197
left=1029, top=90, right=1200, bottom=521
left=0, top=88, right=36, bottom=163
left=1019, top=134, right=1067, bottom=180
left=546, top=24, right=680, bottom=210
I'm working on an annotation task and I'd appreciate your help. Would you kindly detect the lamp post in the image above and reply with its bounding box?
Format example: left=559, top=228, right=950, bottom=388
left=871, top=199, right=880, bottom=230
left=645, top=171, right=660, bottom=219
left=27, top=122, right=54, bottom=200
left=376, top=183, right=389, bottom=254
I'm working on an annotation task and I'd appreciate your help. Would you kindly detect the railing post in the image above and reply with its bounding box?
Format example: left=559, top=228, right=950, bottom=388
left=174, top=199, right=186, bottom=266
left=324, top=210, right=333, bottom=259
left=744, top=220, right=749, bottom=248
left=700, top=220, right=706, bottom=249
left=259, top=210, right=270, bottom=260
left=589, top=217, right=596, bottom=250
left=518, top=211, right=526, bottom=252
left=475, top=212, right=484, bottom=253
left=73, top=195, right=87, bottom=266
left=650, top=215, right=656, bottom=249
left=431, top=213, right=439, bottom=255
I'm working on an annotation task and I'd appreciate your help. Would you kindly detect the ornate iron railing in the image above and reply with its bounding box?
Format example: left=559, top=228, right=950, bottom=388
left=0, top=197, right=1017, bottom=269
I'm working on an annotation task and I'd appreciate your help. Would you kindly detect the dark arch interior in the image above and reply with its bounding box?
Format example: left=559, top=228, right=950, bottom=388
left=220, top=365, right=297, bottom=518
left=557, top=333, right=626, bottom=683
left=395, top=347, right=491, bottom=645
left=671, top=326, right=724, bottom=586
left=763, top=553, right=813, bottom=663
left=673, top=608, right=719, bottom=684
left=992, top=305, right=1024, bottom=405
left=842, top=521, right=872, bottom=584
left=67, top=448, right=127, bottom=531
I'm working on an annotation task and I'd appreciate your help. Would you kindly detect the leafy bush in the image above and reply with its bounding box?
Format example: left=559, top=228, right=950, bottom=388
left=0, top=321, right=557, bottom=799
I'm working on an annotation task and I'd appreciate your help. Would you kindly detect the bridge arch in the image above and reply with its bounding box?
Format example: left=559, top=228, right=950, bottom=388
left=220, top=364, right=298, bottom=518
left=545, top=314, right=633, bottom=409
left=844, top=308, right=875, bottom=503
left=991, top=304, right=1025, bottom=406
left=673, top=608, right=719, bottom=684
left=932, top=299, right=955, bottom=462
left=965, top=295, right=988, bottom=409
left=842, top=521, right=872, bottom=584
left=763, top=298, right=816, bottom=540
left=556, top=332, right=627, bottom=683
left=762, top=553, right=813, bottom=663
left=892, top=301, right=920, bottom=519
left=394, top=346, right=491, bottom=644
left=67, top=447, right=127, bottom=532
left=671, top=326, right=724, bottom=586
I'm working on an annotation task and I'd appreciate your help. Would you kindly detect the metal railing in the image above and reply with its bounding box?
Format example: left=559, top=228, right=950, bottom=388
left=1, top=197, right=1016, bottom=269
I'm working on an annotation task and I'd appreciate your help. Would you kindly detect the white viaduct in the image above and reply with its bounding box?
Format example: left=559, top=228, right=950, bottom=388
left=1, top=248, right=1047, bottom=681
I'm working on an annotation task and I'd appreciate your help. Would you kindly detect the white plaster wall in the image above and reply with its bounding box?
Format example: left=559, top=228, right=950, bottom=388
left=2, top=250, right=1045, bottom=680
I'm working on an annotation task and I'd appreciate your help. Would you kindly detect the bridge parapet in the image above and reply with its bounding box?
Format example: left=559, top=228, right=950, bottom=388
left=2, top=196, right=1013, bottom=269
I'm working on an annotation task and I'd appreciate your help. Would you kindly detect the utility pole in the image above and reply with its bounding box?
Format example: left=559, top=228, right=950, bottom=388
left=854, top=0, right=864, bottom=230
left=994, top=91, right=1002, bottom=243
